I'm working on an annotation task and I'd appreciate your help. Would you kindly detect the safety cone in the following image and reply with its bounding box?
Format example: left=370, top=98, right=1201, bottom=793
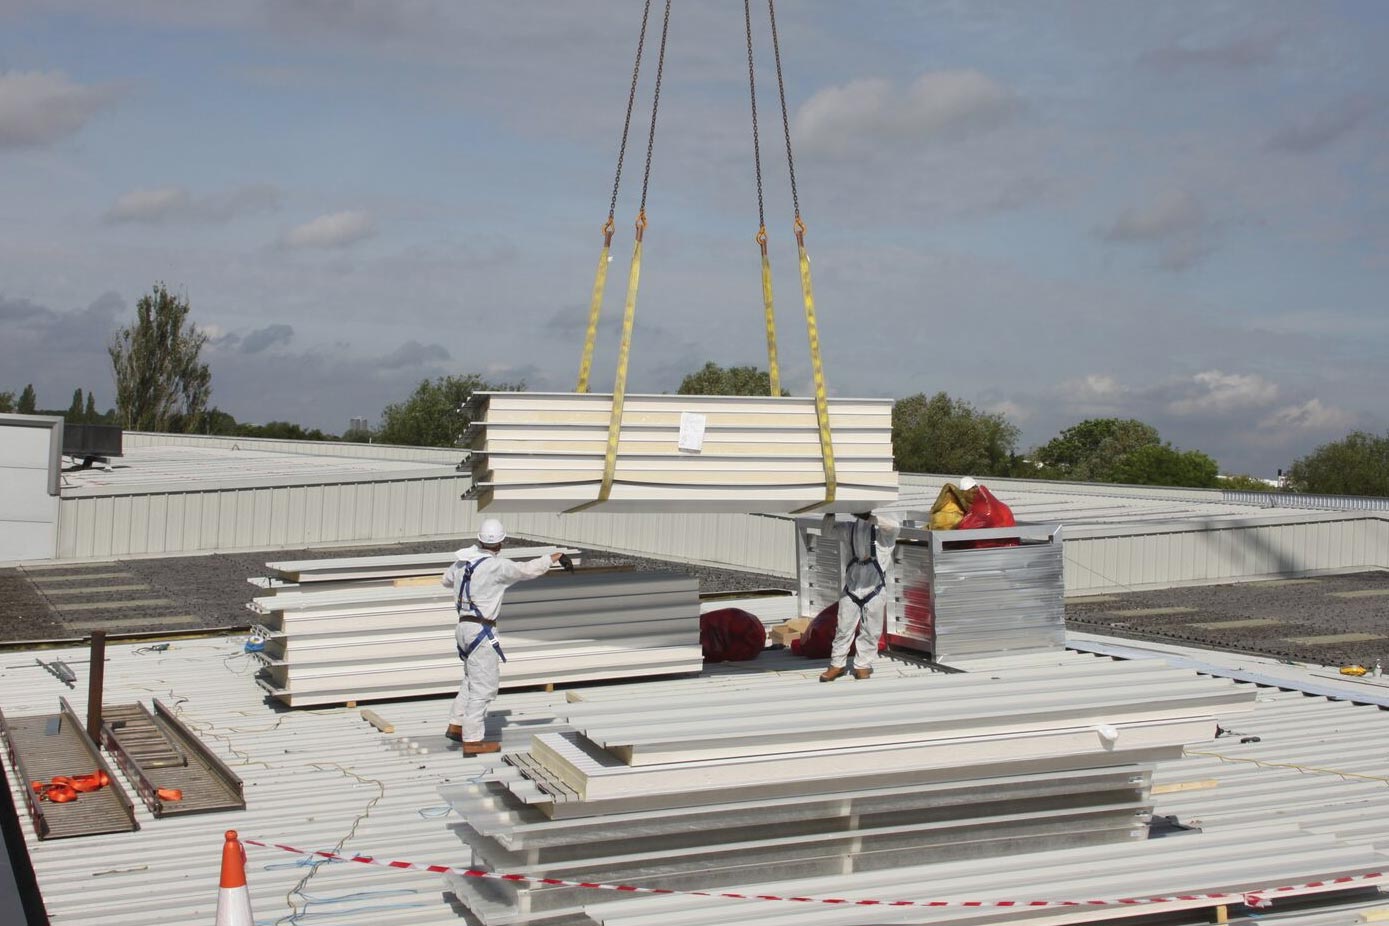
left=215, top=830, right=254, bottom=926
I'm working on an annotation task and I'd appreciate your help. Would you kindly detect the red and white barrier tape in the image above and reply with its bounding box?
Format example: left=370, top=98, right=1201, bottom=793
left=240, top=839, right=1382, bottom=910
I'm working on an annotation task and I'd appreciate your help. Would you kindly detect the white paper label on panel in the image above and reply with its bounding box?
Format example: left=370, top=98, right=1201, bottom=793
left=677, top=412, right=706, bottom=453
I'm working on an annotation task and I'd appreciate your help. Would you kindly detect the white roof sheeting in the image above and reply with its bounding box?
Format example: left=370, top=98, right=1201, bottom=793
left=5, top=612, right=1389, bottom=926
left=60, top=444, right=452, bottom=496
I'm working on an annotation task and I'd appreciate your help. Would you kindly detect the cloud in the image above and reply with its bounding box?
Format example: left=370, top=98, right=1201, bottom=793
left=1099, top=190, right=1213, bottom=271
left=794, top=70, right=1020, bottom=157
left=1257, top=398, right=1357, bottom=433
left=1167, top=370, right=1279, bottom=416
left=1056, top=374, right=1128, bottom=405
left=0, top=70, right=118, bottom=147
left=281, top=210, right=376, bottom=249
left=377, top=339, right=449, bottom=370
left=105, top=184, right=281, bottom=224
left=1142, top=31, right=1284, bottom=71
left=1267, top=97, right=1382, bottom=154
left=0, top=294, right=50, bottom=321
left=240, top=323, right=294, bottom=354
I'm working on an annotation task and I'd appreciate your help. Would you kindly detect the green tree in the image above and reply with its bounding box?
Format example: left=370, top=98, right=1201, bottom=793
left=677, top=362, right=789, bottom=397
left=1032, top=418, right=1160, bottom=482
left=66, top=388, right=85, bottom=423
left=892, top=392, right=1020, bottom=476
left=17, top=384, right=37, bottom=414
left=1108, top=444, right=1220, bottom=488
left=108, top=283, right=212, bottom=432
left=0, top=391, right=14, bottom=413
left=1287, top=431, right=1389, bottom=497
left=83, top=393, right=97, bottom=422
left=378, top=374, right=520, bottom=447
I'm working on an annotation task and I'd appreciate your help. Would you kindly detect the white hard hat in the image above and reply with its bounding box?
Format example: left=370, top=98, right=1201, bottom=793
left=959, top=476, right=978, bottom=491
left=477, top=518, right=506, bottom=545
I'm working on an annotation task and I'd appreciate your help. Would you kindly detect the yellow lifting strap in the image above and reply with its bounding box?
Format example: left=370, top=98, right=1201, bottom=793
left=791, top=215, right=837, bottom=511
left=757, top=226, right=782, bottom=396
left=567, top=213, right=647, bottom=514
left=575, top=218, right=616, bottom=393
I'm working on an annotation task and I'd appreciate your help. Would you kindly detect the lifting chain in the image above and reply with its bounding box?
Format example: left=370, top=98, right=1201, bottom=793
left=744, top=0, right=782, bottom=397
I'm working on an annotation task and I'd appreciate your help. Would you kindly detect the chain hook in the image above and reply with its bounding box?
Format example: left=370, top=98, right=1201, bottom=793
left=634, top=209, right=648, bottom=241
left=756, top=224, right=768, bottom=255
left=602, top=216, right=615, bottom=246
left=793, top=214, right=806, bottom=246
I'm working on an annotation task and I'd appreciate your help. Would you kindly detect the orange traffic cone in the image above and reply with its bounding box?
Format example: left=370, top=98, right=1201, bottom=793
left=215, top=830, right=254, bottom=926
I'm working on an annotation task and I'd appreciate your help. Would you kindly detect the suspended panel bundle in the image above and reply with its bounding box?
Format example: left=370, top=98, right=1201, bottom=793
left=466, top=392, right=898, bottom=513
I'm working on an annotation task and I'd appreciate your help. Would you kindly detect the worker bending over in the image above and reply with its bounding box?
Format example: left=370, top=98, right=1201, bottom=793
left=442, top=519, right=564, bottom=755
left=820, top=511, right=900, bottom=682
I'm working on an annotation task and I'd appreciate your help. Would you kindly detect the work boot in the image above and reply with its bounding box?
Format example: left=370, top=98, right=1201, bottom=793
left=852, top=667, right=873, bottom=680
left=444, top=724, right=463, bottom=743
left=462, top=740, right=501, bottom=756
left=819, top=665, right=846, bottom=683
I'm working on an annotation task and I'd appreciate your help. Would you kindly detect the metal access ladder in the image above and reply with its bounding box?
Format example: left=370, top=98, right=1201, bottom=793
left=100, top=700, right=245, bottom=817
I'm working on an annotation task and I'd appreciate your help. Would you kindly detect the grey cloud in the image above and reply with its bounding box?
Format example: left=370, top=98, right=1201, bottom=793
left=377, top=339, right=450, bottom=370
left=1267, top=97, right=1382, bottom=153
left=0, top=70, right=118, bottom=147
left=240, top=323, right=294, bottom=354
left=1142, top=30, right=1284, bottom=71
left=1099, top=190, right=1214, bottom=271
left=105, top=183, right=281, bottom=224
left=0, top=294, right=50, bottom=321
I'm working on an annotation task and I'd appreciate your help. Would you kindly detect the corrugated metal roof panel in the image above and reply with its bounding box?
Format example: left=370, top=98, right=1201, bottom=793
left=4, top=616, right=1389, bottom=926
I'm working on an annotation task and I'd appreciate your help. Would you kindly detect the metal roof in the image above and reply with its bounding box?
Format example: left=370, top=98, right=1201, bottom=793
left=59, top=444, right=453, bottom=496
left=4, top=609, right=1389, bottom=925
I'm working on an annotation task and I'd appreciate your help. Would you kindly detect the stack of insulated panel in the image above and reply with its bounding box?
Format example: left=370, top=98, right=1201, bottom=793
left=250, top=570, right=703, bottom=707
left=466, top=392, right=899, bottom=513
left=440, top=658, right=1258, bottom=925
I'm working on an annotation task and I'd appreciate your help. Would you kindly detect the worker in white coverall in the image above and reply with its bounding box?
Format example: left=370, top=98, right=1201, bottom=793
left=820, top=511, right=900, bottom=682
left=442, top=518, right=563, bottom=755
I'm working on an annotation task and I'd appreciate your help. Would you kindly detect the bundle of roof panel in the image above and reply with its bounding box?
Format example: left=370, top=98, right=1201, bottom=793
left=249, top=546, right=574, bottom=595
left=249, top=570, right=703, bottom=707
left=466, top=391, right=899, bottom=513
left=440, top=659, right=1257, bottom=925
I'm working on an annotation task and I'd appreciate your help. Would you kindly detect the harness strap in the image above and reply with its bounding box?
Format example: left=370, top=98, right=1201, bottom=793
left=458, top=624, right=508, bottom=664
left=455, top=557, right=487, bottom=620
left=843, top=522, right=886, bottom=603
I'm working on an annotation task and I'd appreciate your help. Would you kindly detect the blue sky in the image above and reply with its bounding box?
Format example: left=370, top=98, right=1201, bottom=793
left=1, top=1, right=1386, bottom=476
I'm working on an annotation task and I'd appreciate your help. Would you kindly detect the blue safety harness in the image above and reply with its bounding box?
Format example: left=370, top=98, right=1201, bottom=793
left=455, top=557, right=507, bottom=663
left=843, top=522, right=886, bottom=610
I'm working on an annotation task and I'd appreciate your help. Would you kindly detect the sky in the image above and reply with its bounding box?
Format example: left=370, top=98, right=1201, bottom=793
left=1, top=1, right=1386, bottom=476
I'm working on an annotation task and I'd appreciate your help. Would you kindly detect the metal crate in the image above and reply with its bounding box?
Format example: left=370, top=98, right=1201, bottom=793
left=796, top=519, right=1065, bottom=664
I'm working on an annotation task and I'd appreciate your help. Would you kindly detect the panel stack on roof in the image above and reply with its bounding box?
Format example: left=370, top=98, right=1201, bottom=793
left=466, top=391, right=899, bottom=513
left=248, top=553, right=705, bottom=707
left=442, top=659, right=1258, bottom=925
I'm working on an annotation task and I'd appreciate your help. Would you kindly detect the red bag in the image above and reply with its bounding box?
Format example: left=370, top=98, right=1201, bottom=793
left=794, top=603, right=841, bottom=659
left=699, top=608, right=767, bottom=662
left=952, top=485, right=1019, bottom=548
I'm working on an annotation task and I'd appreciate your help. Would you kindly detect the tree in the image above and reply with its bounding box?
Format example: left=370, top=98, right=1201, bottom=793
left=377, top=374, right=520, bottom=447
left=1032, top=418, right=1160, bottom=482
left=83, top=393, right=97, bottom=422
left=1287, top=431, right=1389, bottom=497
left=0, top=391, right=14, bottom=413
left=892, top=392, right=1020, bottom=476
left=677, top=362, right=789, bottom=397
left=1220, top=473, right=1274, bottom=492
left=108, top=283, right=211, bottom=433
left=17, top=384, right=36, bottom=414
left=1108, top=444, right=1220, bottom=488
left=66, top=388, right=85, bottom=423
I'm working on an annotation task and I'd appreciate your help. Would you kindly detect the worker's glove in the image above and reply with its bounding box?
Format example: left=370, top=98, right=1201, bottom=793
left=557, top=553, right=575, bottom=573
